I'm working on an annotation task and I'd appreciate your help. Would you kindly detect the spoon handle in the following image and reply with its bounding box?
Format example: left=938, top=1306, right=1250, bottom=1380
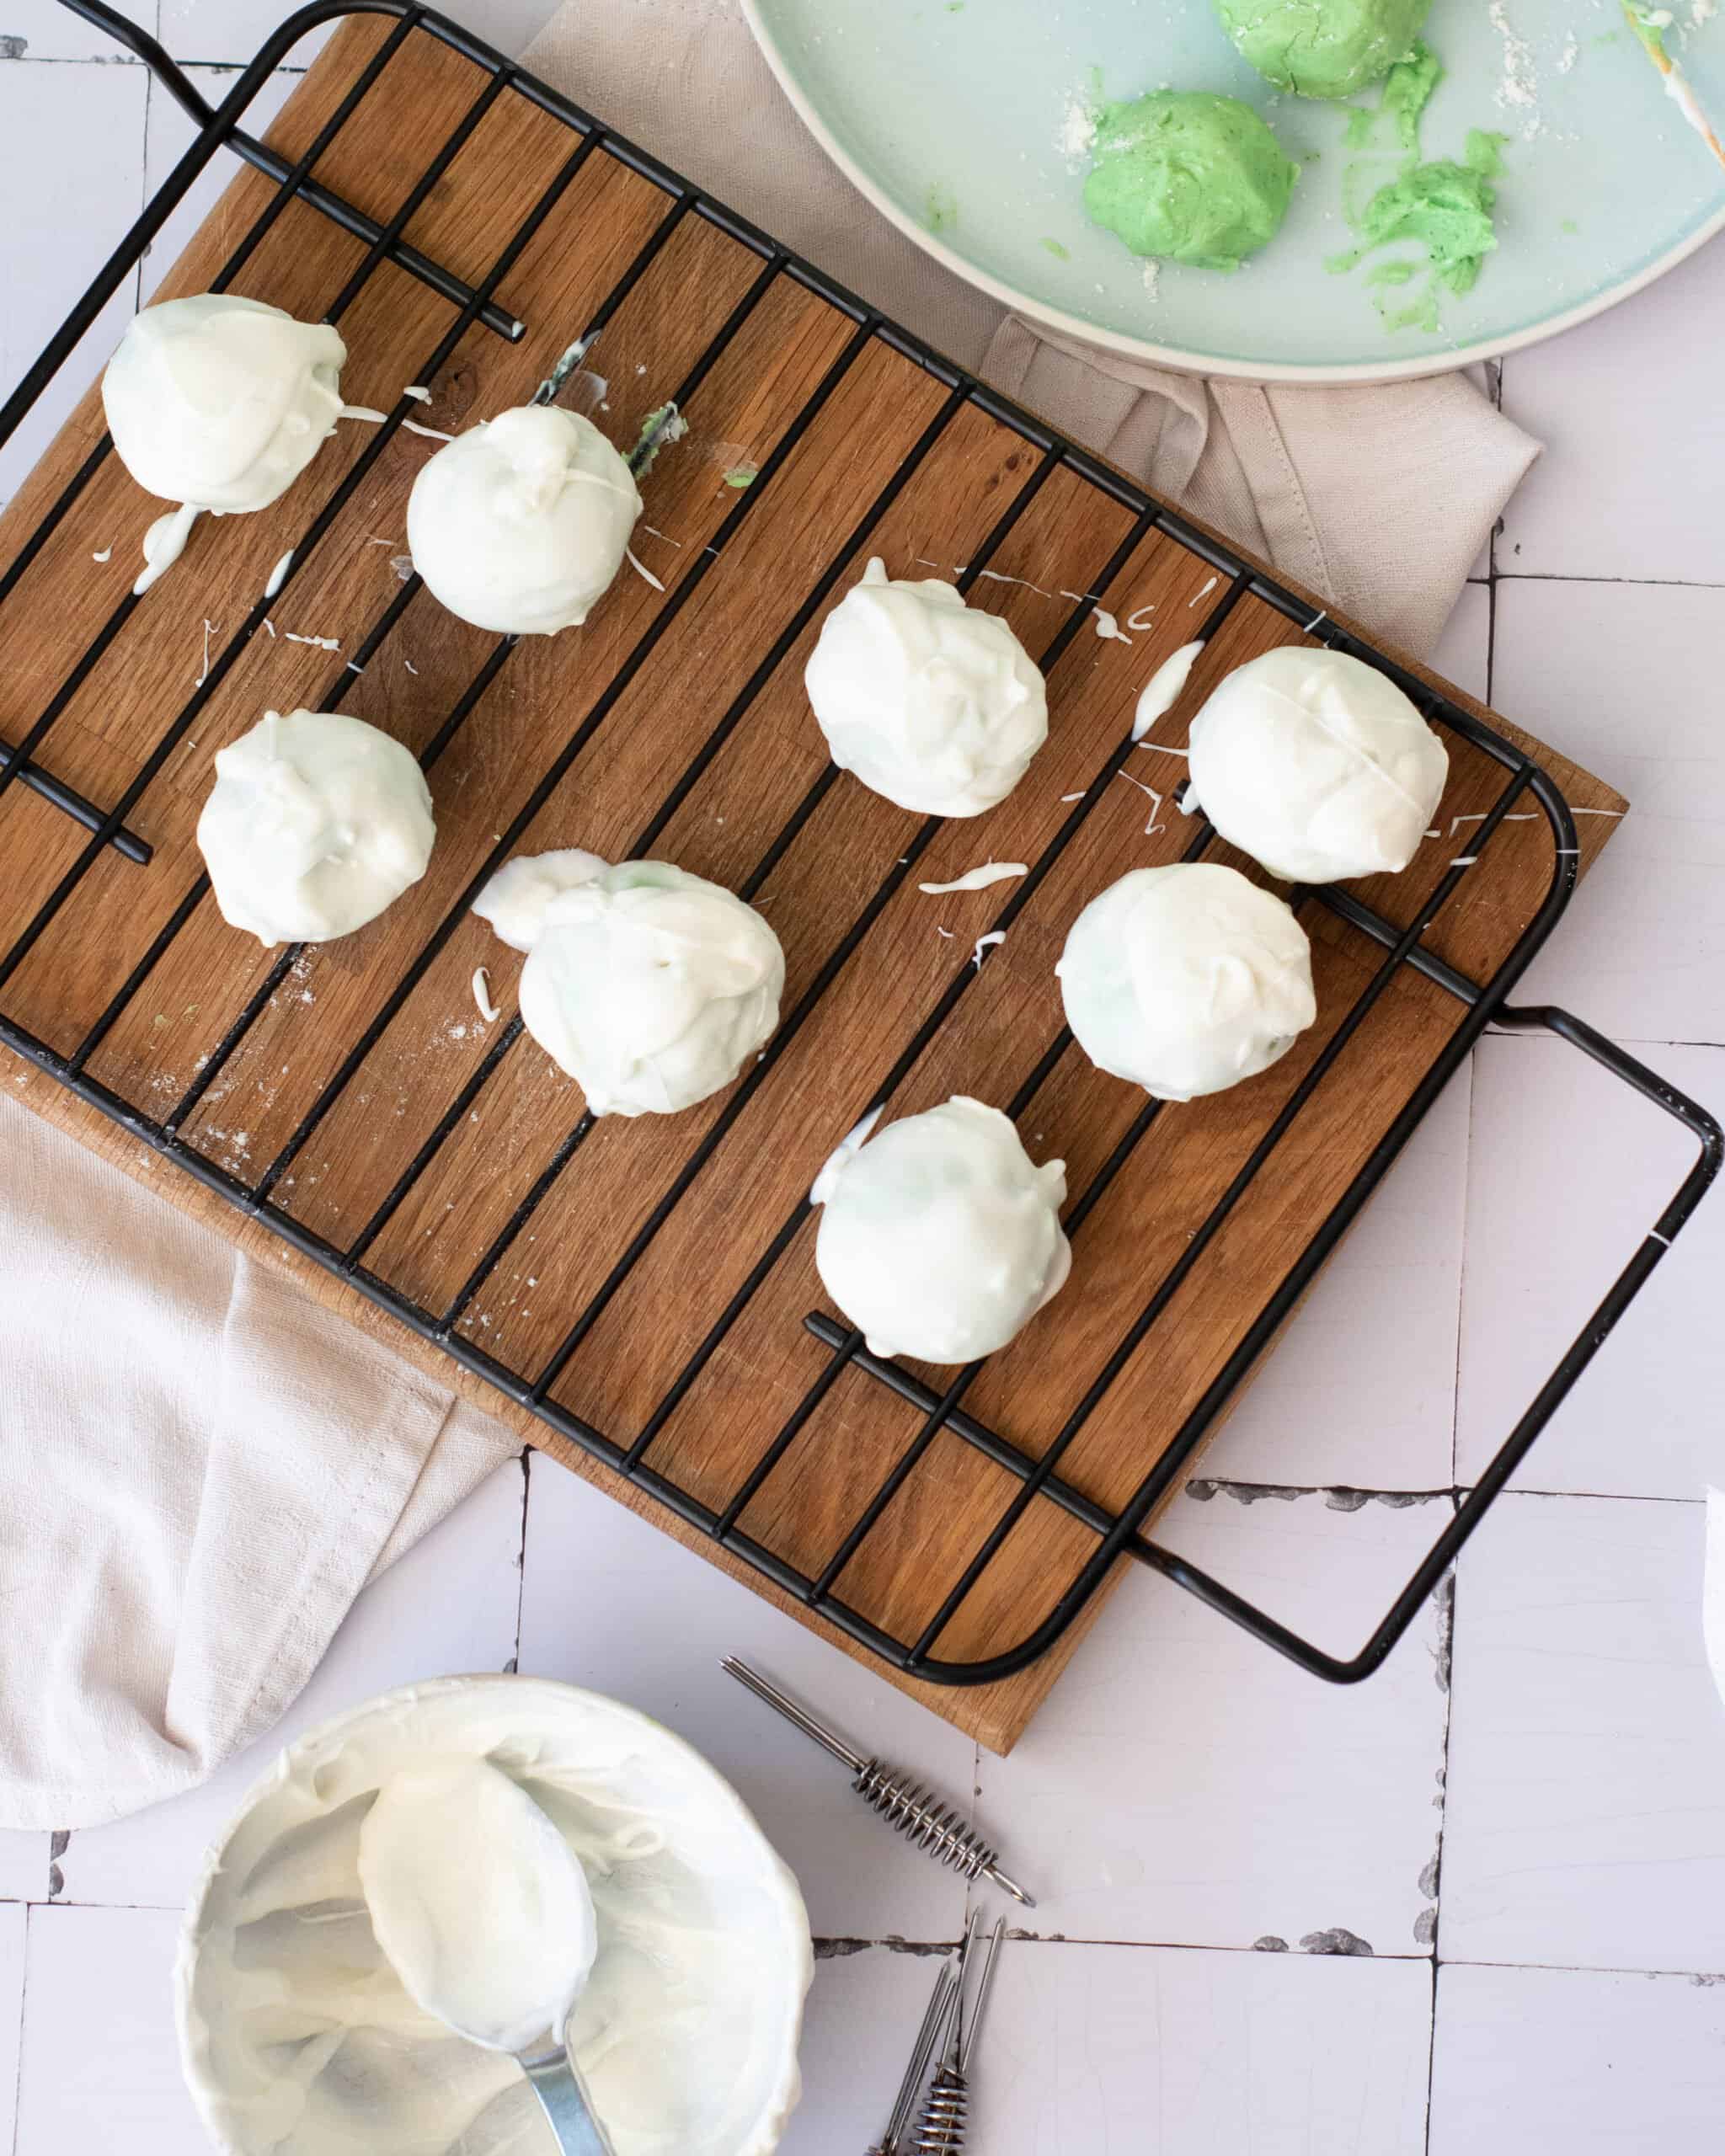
left=521, top=2048, right=617, bottom=2156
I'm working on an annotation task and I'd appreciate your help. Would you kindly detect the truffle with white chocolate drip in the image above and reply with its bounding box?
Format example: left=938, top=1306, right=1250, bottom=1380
left=196, top=708, right=435, bottom=947
left=1057, top=862, right=1316, bottom=1101
left=804, top=558, right=1048, bottom=817
left=406, top=406, right=642, bottom=635
left=1185, top=646, right=1448, bottom=884
left=516, top=860, right=782, bottom=1116
left=812, top=1096, right=1071, bottom=1363
left=102, top=295, right=359, bottom=595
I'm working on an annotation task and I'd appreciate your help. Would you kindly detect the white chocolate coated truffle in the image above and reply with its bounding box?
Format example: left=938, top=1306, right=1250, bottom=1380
left=197, top=709, right=435, bottom=947
left=1057, top=862, right=1316, bottom=1102
left=804, top=558, right=1048, bottom=817
left=102, top=295, right=347, bottom=514
left=812, top=1096, right=1071, bottom=1364
left=519, top=861, right=782, bottom=1116
left=472, top=847, right=608, bottom=953
left=406, top=406, right=642, bottom=635
left=1186, top=647, right=1447, bottom=884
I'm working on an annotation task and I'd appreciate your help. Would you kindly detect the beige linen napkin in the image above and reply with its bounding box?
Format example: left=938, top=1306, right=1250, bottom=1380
left=0, top=1094, right=515, bottom=1830
left=525, top=0, right=1540, bottom=657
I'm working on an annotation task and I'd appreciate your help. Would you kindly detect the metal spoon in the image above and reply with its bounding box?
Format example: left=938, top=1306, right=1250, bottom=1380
left=514, top=2033, right=617, bottom=2156
left=357, top=1759, right=617, bottom=2156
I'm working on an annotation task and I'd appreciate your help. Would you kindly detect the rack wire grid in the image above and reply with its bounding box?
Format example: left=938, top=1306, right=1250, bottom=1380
left=2, top=0, right=1719, bottom=1694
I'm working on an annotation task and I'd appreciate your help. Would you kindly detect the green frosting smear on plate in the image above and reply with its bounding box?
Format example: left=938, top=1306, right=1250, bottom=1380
left=1332, top=127, right=1507, bottom=297
left=1083, top=90, right=1298, bottom=270
left=1213, top=0, right=1433, bottom=100
left=1379, top=38, right=1443, bottom=151
left=1329, top=39, right=1508, bottom=334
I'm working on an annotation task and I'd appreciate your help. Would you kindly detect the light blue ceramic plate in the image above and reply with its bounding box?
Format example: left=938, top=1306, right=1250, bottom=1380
left=743, top=0, right=1725, bottom=381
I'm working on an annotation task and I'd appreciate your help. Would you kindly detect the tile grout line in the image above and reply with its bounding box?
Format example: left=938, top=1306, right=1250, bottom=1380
left=11, top=1898, right=1724, bottom=1980
left=1422, top=1531, right=1457, bottom=2155
left=1441, top=1952, right=1725, bottom=1981
left=511, top=1449, right=531, bottom=1672
left=1188, top=1479, right=1708, bottom=1507
left=1483, top=357, right=1502, bottom=710
left=8, top=1906, right=27, bottom=2156
left=1420, top=1046, right=1476, bottom=2149
left=134, top=37, right=152, bottom=322
left=1495, top=570, right=1725, bottom=590
left=1482, top=1032, right=1725, bottom=1053
left=1450, top=1033, right=1489, bottom=1507
left=1450, top=1057, right=1477, bottom=1497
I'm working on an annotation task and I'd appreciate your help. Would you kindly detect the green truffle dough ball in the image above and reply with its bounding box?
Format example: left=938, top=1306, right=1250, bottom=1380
left=1213, top=0, right=1432, bottom=99
left=1083, top=92, right=1297, bottom=272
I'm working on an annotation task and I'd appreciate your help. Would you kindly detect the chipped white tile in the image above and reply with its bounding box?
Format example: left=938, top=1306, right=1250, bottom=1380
left=1444, top=1492, right=1725, bottom=1973
left=16, top=1905, right=203, bottom=2151
left=1500, top=238, right=1725, bottom=582
left=975, top=1487, right=1450, bottom=1952
left=0, top=1831, right=51, bottom=1902
left=1429, top=579, right=1491, bottom=707
left=0, top=60, right=146, bottom=509
left=2, top=0, right=157, bottom=60
left=0, top=1903, right=23, bottom=2156
left=972, top=1940, right=1431, bottom=2154
left=1432, top=1961, right=1725, bottom=2153
left=780, top=1945, right=959, bottom=2155
left=1493, top=580, right=1725, bottom=1043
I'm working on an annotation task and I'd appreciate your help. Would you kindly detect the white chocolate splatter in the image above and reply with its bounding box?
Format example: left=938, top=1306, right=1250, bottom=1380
left=917, top=861, right=1028, bottom=894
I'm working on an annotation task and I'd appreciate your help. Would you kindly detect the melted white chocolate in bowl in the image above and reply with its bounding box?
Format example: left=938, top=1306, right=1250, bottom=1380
left=179, top=1676, right=811, bottom=2156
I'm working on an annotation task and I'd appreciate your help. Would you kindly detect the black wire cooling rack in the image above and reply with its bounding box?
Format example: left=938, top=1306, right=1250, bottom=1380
left=2, top=0, right=1719, bottom=1694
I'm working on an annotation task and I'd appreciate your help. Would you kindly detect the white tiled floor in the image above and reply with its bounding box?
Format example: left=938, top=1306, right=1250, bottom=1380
left=2, top=3, right=1724, bottom=2153
left=1442, top=1492, right=1725, bottom=1976
left=0, top=1838, right=48, bottom=1908
left=0, top=57, right=146, bottom=505
left=1456, top=1037, right=1725, bottom=1499
left=14, top=1906, right=206, bottom=2150
left=974, top=1486, right=1451, bottom=1954
left=780, top=1947, right=956, bottom=2155
left=1497, top=579, right=1725, bottom=1044
left=1429, top=577, right=1492, bottom=707
left=1498, top=236, right=1725, bottom=585
left=972, top=1944, right=1434, bottom=2155
left=0, top=1908, right=24, bottom=2156
left=1430, top=1962, right=1725, bottom=2154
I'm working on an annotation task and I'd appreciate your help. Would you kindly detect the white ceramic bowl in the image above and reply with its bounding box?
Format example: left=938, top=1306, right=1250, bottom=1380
left=177, top=1674, right=812, bottom=2156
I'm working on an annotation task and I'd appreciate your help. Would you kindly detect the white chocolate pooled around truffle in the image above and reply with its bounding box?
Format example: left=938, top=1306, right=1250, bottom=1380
left=196, top=708, right=435, bottom=947
left=804, top=558, right=1048, bottom=817
left=1186, top=646, right=1448, bottom=885
left=518, top=861, right=783, bottom=1116
left=102, top=295, right=353, bottom=594
left=406, top=406, right=642, bottom=636
left=811, top=1096, right=1071, bottom=1364
left=1057, top=862, right=1316, bottom=1102
left=472, top=847, right=608, bottom=953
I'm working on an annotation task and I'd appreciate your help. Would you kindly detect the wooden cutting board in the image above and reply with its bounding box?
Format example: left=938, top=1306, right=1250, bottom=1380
left=0, top=14, right=1625, bottom=1753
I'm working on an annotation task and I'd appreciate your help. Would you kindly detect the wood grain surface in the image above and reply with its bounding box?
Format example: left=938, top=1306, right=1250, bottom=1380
left=0, top=18, right=1627, bottom=1752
